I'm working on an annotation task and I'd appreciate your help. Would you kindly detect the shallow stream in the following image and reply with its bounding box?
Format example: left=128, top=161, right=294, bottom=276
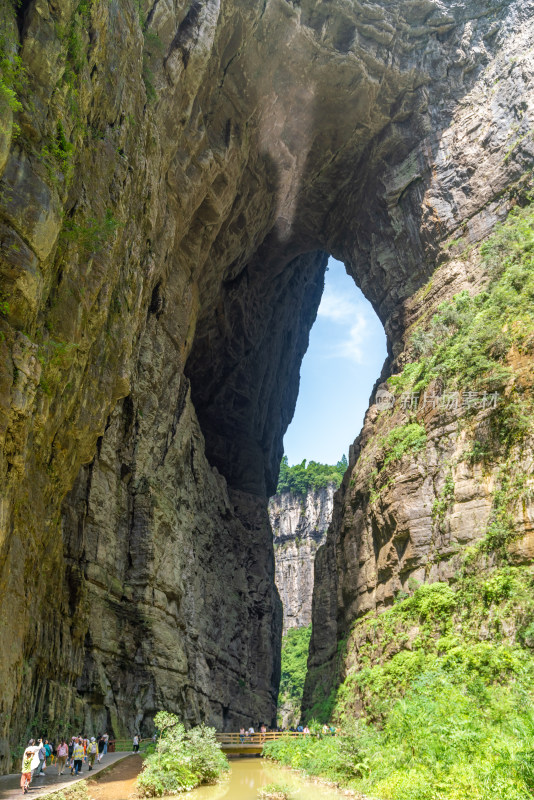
left=182, top=757, right=351, bottom=800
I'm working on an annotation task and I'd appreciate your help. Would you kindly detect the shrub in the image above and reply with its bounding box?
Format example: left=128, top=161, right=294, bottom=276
left=382, top=423, right=427, bottom=467
left=264, top=728, right=372, bottom=785
left=136, top=712, right=228, bottom=796
left=60, top=209, right=121, bottom=254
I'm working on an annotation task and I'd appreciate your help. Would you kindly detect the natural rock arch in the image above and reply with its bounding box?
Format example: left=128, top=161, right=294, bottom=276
left=183, top=0, right=533, bottom=497
left=0, top=0, right=533, bottom=772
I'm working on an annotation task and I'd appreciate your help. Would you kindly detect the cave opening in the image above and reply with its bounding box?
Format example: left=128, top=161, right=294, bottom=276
left=282, top=256, right=388, bottom=468
left=271, top=256, right=387, bottom=726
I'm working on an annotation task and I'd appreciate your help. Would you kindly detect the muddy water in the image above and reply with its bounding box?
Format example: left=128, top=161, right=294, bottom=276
left=182, top=758, right=351, bottom=800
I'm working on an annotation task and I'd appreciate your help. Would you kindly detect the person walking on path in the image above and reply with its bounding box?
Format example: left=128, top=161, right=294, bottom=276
left=56, top=740, right=68, bottom=775
left=20, top=740, right=39, bottom=794
left=132, top=734, right=139, bottom=753
left=34, top=740, right=46, bottom=778
left=72, top=738, right=84, bottom=776
left=97, top=734, right=105, bottom=763
left=102, top=732, right=109, bottom=755
left=87, top=737, right=98, bottom=769
left=239, top=727, right=245, bottom=744
left=68, top=738, right=75, bottom=773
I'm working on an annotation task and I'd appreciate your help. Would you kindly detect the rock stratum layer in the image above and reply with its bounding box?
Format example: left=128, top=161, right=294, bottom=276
left=269, top=485, right=334, bottom=634
left=1, top=0, right=534, bottom=773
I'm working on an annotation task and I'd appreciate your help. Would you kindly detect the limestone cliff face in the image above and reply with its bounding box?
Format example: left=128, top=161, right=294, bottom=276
left=304, top=228, right=534, bottom=718
left=269, top=485, right=334, bottom=633
left=1, top=0, right=534, bottom=773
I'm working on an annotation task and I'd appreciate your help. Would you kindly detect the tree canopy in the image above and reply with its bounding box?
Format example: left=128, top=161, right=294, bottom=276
left=276, top=455, right=348, bottom=495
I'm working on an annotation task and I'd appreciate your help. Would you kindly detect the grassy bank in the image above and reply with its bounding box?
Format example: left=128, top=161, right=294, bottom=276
left=265, top=676, right=534, bottom=800
left=38, top=783, right=89, bottom=800
left=268, top=565, right=534, bottom=800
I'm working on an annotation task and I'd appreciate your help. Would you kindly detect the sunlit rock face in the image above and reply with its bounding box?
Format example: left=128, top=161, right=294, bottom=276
left=269, top=485, right=335, bottom=634
left=1, top=0, right=534, bottom=772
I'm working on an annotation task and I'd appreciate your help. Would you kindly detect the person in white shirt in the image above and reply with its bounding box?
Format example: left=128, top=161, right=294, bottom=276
left=20, top=741, right=39, bottom=794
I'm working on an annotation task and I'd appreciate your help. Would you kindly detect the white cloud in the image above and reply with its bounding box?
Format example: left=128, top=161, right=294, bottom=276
left=317, top=285, right=358, bottom=322
left=336, top=317, right=368, bottom=363
left=317, top=285, right=370, bottom=364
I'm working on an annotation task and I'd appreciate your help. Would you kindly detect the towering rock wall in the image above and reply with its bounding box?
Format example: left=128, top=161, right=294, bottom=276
left=304, top=228, right=534, bottom=716
left=269, top=485, right=335, bottom=633
left=0, top=0, right=533, bottom=773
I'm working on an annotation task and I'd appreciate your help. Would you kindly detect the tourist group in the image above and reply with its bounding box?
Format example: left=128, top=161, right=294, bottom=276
left=20, top=733, right=111, bottom=793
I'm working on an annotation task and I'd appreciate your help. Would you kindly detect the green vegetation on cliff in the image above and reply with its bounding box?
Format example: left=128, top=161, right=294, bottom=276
left=278, top=624, right=312, bottom=727
left=337, top=568, right=534, bottom=722
left=267, top=567, right=534, bottom=800
left=367, top=422, right=427, bottom=502
left=0, top=29, right=24, bottom=123
left=276, top=455, right=347, bottom=495
left=137, top=712, right=228, bottom=796
left=390, top=203, right=534, bottom=448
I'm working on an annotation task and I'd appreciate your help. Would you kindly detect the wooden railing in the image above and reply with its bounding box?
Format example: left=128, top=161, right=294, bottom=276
left=108, top=738, right=152, bottom=752
left=216, top=731, right=305, bottom=745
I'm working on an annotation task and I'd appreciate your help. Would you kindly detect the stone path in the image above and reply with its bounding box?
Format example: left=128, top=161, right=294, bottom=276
left=0, top=753, right=134, bottom=800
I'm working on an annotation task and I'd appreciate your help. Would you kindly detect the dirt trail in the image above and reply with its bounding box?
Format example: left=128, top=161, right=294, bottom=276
left=87, top=755, right=143, bottom=800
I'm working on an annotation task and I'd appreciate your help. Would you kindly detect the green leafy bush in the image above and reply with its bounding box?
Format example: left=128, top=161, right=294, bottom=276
left=432, top=473, right=455, bottom=524
left=382, top=423, right=427, bottom=467
left=276, top=455, right=347, bottom=495
left=278, top=625, right=312, bottom=726
left=137, top=712, right=228, bottom=796
left=264, top=728, right=371, bottom=785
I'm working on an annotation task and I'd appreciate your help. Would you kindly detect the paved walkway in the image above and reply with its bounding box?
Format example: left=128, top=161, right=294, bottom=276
left=0, top=753, right=134, bottom=800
